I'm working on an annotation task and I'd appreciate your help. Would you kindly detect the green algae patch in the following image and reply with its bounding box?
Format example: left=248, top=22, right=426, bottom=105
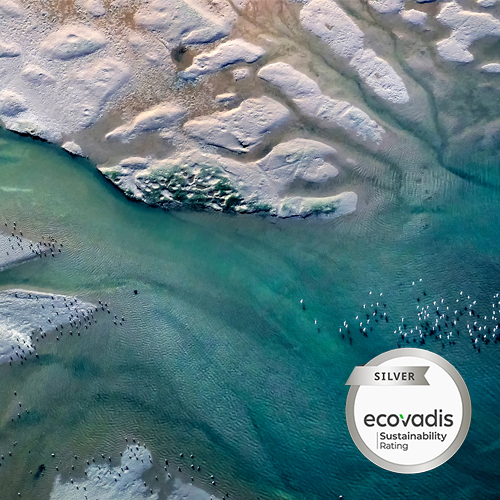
left=309, top=200, right=338, bottom=216
left=137, top=163, right=246, bottom=212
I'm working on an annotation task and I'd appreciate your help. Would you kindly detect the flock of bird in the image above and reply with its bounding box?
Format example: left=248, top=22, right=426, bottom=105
left=335, top=279, right=500, bottom=353
left=2, top=221, right=61, bottom=259
left=8, top=294, right=115, bottom=367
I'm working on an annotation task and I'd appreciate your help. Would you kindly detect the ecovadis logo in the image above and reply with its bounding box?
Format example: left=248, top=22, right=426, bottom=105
left=364, top=408, right=454, bottom=428
left=364, top=409, right=453, bottom=453
left=345, top=349, right=471, bottom=473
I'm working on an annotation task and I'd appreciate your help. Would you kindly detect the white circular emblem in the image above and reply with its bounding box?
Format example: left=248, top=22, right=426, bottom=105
left=345, top=348, right=471, bottom=473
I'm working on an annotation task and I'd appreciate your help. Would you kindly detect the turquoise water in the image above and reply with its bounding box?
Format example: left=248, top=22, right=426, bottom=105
left=0, top=128, right=499, bottom=499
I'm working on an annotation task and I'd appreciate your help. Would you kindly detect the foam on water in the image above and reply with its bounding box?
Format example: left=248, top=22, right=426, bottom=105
left=0, top=186, right=32, bottom=192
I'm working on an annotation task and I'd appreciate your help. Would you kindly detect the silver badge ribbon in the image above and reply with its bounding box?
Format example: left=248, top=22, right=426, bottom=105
left=346, top=366, right=430, bottom=386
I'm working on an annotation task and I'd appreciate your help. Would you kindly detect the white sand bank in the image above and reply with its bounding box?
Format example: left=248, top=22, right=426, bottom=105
left=0, top=289, right=95, bottom=365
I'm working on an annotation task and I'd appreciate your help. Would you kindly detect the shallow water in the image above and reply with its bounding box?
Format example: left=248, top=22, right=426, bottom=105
left=0, top=128, right=499, bottom=500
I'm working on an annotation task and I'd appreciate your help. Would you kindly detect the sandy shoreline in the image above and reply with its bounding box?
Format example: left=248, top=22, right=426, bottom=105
left=1, top=0, right=493, bottom=218
left=0, top=230, right=39, bottom=272
left=2, top=0, right=494, bottom=218
left=49, top=443, right=222, bottom=500
left=0, top=288, right=97, bottom=365
left=0, top=0, right=450, bottom=218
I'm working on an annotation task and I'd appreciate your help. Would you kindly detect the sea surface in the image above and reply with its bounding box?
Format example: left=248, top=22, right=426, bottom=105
left=0, top=128, right=499, bottom=499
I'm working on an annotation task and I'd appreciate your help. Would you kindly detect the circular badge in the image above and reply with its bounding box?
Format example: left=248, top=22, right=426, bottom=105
left=345, top=348, right=471, bottom=473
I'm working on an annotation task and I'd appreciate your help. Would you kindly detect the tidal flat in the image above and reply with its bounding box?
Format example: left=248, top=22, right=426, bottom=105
left=1, top=0, right=500, bottom=498
left=2, top=0, right=500, bottom=217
